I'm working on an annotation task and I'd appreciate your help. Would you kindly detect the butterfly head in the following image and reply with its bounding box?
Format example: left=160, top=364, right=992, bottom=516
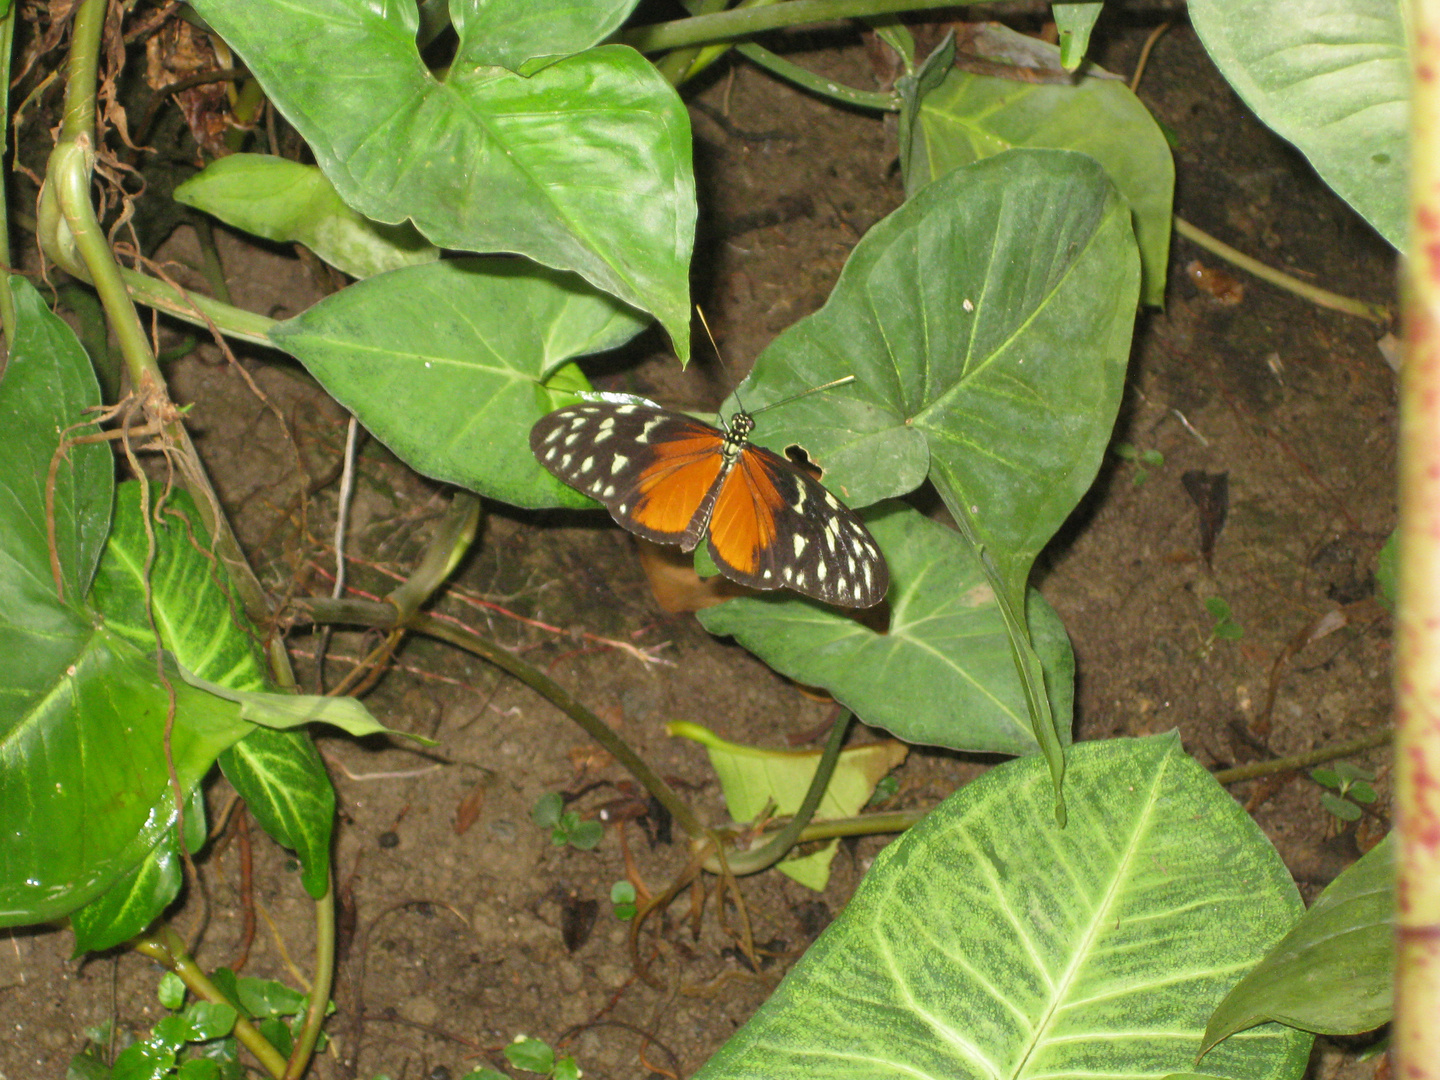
left=721, top=409, right=756, bottom=457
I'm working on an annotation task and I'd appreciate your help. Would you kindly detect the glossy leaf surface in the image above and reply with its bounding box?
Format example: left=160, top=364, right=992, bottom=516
left=191, top=0, right=695, bottom=358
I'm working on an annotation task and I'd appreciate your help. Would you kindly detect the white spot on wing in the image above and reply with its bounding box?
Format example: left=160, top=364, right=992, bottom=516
left=611, top=455, right=629, bottom=475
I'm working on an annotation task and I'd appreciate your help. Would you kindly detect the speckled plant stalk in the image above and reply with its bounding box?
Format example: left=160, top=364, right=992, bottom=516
left=1397, top=2, right=1440, bottom=1071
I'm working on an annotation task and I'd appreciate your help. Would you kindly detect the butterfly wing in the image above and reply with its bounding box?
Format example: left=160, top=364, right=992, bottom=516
left=707, top=442, right=889, bottom=608
left=530, top=401, right=728, bottom=550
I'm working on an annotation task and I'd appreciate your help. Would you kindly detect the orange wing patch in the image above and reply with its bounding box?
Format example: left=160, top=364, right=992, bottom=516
left=707, top=450, right=786, bottom=579
left=629, top=433, right=725, bottom=537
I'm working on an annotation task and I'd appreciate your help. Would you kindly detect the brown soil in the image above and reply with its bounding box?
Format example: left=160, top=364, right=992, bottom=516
left=0, top=13, right=1396, bottom=1080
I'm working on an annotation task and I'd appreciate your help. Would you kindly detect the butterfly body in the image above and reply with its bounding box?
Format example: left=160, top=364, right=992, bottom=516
left=530, top=398, right=888, bottom=608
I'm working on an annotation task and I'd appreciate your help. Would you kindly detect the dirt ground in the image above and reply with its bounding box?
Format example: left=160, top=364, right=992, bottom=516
left=0, top=11, right=1397, bottom=1080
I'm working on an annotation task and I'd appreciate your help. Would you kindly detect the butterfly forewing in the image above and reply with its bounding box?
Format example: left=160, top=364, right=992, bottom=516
left=530, top=399, right=890, bottom=608
left=709, top=444, right=888, bottom=607
left=530, top=402, right=725, bottom=546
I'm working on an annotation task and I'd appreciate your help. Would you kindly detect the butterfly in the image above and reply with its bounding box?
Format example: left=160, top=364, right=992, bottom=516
left=529, top=393, right=889, bottom=608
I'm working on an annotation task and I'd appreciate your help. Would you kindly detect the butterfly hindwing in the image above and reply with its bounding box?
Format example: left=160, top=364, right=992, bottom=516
left=708, top=442, right=888, bottom=607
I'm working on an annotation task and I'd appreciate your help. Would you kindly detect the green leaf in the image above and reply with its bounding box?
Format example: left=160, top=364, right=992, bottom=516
left=505, top=1036, right=556, bottom=1073
left=1205, top=596, right=1233, bottom=621
left=1333, top=760, right=1375, bottom=782
left=157, top=971, right=187, bottom=1010
left=237, top=977, right=306, bottom=1019
left=610, top=880, right=636, bottom=903
left=1053, top=2, right=1104, bottom=69
left=190, top=0, right=695, bottom=358
left=269, top=257, right=649, bottom=509
left=552, top=1057, right=581, bottom=1080
left=670, top=722, right=907, bottom=889
left=89, top=482, right=268, bottom=690
left=453, top=0, right=641, bottom=71
left=895, top=31, right=956, bottom=190
left=0, top=275, right=113, bottom=607
left=531, top=791, right=564, bottom=829
left=1213, top=621, right=1244, bottom=642
left=0, top=635, right=250, bottom=924
left=112, top=1039, right=175, bottom=1080
left=1203, top=833, right=1393, bottom=1049
left=257, top=1016, right=292, bottom=1058
left=566, top=820, right=604, bottom=850
left=3, top=494, right=254, bottom=930
left=66, top=1046, right=111, bottom=1080
left=736, top=149, right=1137, bottom=593
left=218, top=727, right=335, bottom=900
left=69, top=787, right=205, bottom=954
left=175, top=1059, right=223, bottom=1080
left=173, top=155, right=438, bottom=279
left=699, top=503, right=1075, bottom=756
left=695, top=733, right=1311, bottom=1079
left=1310, top=767, right=1341, bottom=789
left=1348, top=781, right=1377, bottom=804
left=1188, top=0, right=1406, bottom=250
left=904, top=24, right=1171, bottom=305
left=174, top=666, right=421, bottom=741
left=179, top=1001, right=239, bottom=1042
left=1319, top=792, right=1363, bottom=821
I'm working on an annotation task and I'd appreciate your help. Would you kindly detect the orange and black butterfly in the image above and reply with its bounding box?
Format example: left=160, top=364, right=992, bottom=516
left=529, top=394, right=889, bottom=608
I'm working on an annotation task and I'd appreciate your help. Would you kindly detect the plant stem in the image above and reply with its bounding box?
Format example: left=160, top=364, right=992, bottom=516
left=734, top=41, right=900, bottom=110
left=283, top=880, right=336, bottom=1080
left=716, top=710, right=854, bottom=875
left=36, top=0, right=287, bottom=659
left=290, top=597, right=707, bottom=841
left=1173, top=215, right=1390, bottom=325
left=1210, top=728, right=1392, bottom=785
left=1396, top=1, right=1440, bottom=1068
left=655, top=0, right=735, bottom=85
left=134, top=926, right=289, bottom=1079
left=623, top=0, right=971, bottom=53
left=735, top=806, right=923, bottom=844
left=120, top=264, right=277, bottom=345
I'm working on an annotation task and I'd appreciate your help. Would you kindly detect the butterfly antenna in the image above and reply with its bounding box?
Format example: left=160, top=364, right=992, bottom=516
left=697, top=305, right=856, bottom=419
left=695, top=305, right=742, bottom=418
left=747, top=375, right=857, bottom=417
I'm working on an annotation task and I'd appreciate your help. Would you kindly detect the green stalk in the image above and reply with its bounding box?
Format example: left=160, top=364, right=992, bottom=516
left=134, top=927, right=290, bottom=1079
left=119, top=264, right=276, bottom=345
left=716, top=710, right=853, bottom=875
left=623, top=0, right=967, bottom=53
left=734, top=40, right=900, bottom=110
left=283, top=881, right=336, bottom=1080
left=1395, top=1, right=1440, bottom=1067
left=655, top=0, right=735, bottom=85
left=37, top=0, right=285, bottom=643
